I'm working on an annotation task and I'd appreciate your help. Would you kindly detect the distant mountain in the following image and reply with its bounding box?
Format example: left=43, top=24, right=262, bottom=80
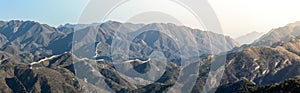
left=0, top=20, right=67, bottom=58
left=4, top=20, right=300, bottom=93
left=235, top=31, right=264, bottom=45
left=129, top=23, right=239, bottom=54
left=253, top=21, right=300, bottom=46
left=0, top=20, right=239, bottom=59
left=0, top=20, right=240, bottom=93
left=66, top=21, right=239, bottom=62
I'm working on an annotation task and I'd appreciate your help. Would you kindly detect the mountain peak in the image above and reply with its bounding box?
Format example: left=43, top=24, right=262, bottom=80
left=253, top=21, right=300, bottom=46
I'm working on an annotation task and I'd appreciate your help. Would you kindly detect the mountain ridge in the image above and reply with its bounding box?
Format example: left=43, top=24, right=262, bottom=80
left=3, top=20, right=300, bottom=93
left=0, top=20, right=239, bottom=93
left=253, top=21, right=300, bottom=46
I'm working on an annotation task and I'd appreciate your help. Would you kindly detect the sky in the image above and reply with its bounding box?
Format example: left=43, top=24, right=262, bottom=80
left=209, top=0, right=300, bottom=38
left=1, top=0, right=300, bottom=38
left=0, top=0, right=89, bottom=27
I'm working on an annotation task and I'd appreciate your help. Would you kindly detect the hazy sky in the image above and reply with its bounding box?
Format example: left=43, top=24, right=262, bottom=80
left=209, top=0, right=300, bottom=38
left=1, top=0, right=300, bottom=38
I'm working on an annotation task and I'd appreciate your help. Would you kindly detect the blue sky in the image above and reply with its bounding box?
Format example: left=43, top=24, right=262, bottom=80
left=0, top=0, right=89, bottom=27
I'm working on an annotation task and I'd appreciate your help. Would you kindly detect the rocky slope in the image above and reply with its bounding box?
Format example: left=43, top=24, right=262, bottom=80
left=198, top=36, right=300, bottom=93
left=187, top=35, right=300, bottom=92
left=0, top=49, right=82, bottom=93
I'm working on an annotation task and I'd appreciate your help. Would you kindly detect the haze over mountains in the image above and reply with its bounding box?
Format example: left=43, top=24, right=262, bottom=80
left=253, top=21, right=300, bottom=46
left=235, top=31, right=264, bottom=44
left=1, top=20, right=300, bottom=93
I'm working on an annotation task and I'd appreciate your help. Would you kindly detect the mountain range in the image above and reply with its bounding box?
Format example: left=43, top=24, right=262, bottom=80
left=1, top=20, right=300, bottom=93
